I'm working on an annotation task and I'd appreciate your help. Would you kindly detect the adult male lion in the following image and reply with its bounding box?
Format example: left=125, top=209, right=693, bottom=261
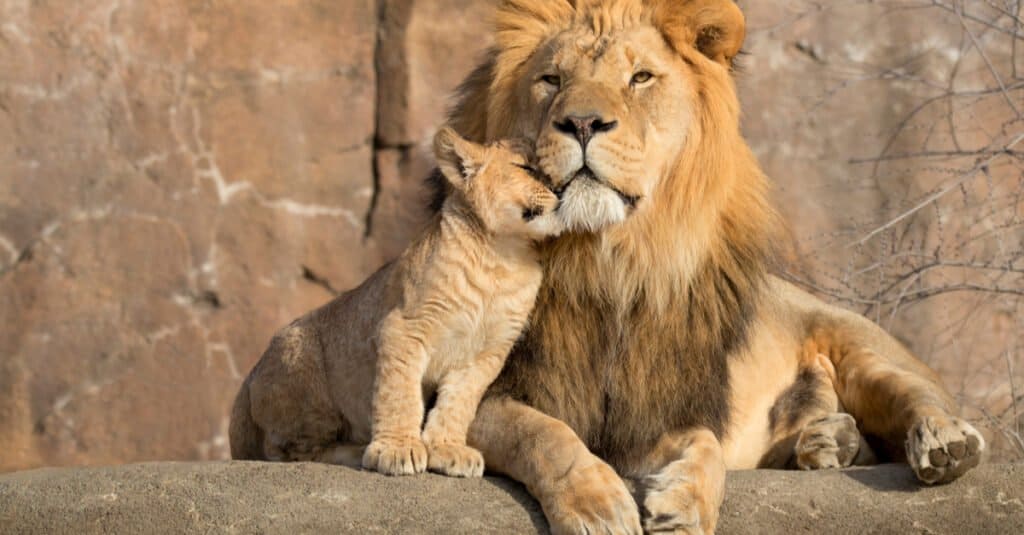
left=229, top=0, right=985, bottom=533
left=447, top=0, right=984, bottom=533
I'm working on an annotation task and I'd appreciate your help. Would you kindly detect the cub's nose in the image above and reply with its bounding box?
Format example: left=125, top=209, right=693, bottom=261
left=553, top=115, right=617, bottom=150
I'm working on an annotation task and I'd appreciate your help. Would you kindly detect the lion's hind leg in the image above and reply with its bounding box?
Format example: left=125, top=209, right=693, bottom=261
left=283, top=441, right=364, bottom=468
left=817, top=319, right=985, bottom=484
left=795, top=412, right=876, bottom=469
left=248, top=325, right=351, bottom=464
left=760, top=343, right=876, bottom=470
left=904, top=413, right=984, bottom=484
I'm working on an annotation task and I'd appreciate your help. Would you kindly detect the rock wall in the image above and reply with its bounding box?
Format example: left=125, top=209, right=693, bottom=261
left=1, top=1, right=1020, bottom=471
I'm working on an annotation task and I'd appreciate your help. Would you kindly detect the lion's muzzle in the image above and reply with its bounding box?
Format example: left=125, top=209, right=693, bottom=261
left=555, top=169, right=634, bottom=233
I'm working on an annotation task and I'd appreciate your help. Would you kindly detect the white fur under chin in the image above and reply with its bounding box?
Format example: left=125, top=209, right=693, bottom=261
left=556, top=178, right=627, bottom=233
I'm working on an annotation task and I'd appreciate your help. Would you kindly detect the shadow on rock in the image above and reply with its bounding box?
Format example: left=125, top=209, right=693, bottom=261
left=842, top=463, right=923, bottom=493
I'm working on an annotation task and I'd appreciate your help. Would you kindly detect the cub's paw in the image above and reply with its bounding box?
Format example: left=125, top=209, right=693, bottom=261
left=795, top=413, right=862, bottom=470
left=541, top=457, right=642, bottom=535
left=362, top=436, right=428, bottom=476
left=425, top=442, right=484, bottom=478
left=906, top=415, right=984, bottom=485
left=638, top=459, right=720, bottom=528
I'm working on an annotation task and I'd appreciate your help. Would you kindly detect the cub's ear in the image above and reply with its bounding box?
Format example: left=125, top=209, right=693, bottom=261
left=434, top=126, right=485, bottom=190
left=653, top=0, right=746, bottom=67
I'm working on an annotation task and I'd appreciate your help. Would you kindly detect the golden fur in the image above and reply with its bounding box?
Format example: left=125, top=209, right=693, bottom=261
left=230, top=1, right=984, bottom=532
left=434, top=1, right=987, bottom=534
left=229, top=128, right=561, bottom=478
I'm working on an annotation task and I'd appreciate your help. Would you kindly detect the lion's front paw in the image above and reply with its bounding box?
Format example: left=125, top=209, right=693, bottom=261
left=795, top=413, right=862, bottom=470
left=425, top=441, right=484, bottom=478
left=641, top=466, right=719, bottom=534
left=906, top=415, right=984, bottom=484
left=362, top=435, right=428, bottom=476
left=541, top=457, right=642, bottom=535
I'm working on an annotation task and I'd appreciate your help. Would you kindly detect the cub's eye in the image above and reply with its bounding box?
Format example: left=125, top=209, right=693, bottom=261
left=515, top=163, right=537, bottom=173
left=522, top=206, right=544, bottom=221
left=631, top=71, right=654, bottom=85
left=541, top=74, right=561, bottom=88
left=514, top=163, right=546, bottom=181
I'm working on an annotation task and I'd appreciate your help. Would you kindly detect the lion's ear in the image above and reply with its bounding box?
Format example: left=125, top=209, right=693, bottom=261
left=653, top=0, right=746, bottom=67
left=434, top=126, right=485, bottom=190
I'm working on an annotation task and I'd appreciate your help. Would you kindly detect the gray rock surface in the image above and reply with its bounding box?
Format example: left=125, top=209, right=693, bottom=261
left=1, top=462, right=1021, bottom=534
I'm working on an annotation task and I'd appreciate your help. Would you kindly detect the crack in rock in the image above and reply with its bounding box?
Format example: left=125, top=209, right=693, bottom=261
left=301, top=265, right=340, bottom=296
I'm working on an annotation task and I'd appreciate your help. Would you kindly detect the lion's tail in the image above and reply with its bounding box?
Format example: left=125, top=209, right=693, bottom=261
left=228, top=377, right=266, bottom=460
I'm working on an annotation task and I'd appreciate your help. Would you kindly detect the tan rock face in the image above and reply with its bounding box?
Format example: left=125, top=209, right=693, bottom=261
left=370, top=0, right=495, bottom=260
left=0, top=0, right=381, bottom=471
left=1, top=1, right=1020, bottom=471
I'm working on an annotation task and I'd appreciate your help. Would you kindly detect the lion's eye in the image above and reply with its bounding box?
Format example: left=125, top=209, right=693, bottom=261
left=631, top=71, right=654, bottom=85
left=541, top=74, right=561, bottom=88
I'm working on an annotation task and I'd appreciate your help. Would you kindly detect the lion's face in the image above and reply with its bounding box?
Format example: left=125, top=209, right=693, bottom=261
left=455, top=0, right=749, bottom=248
left=510, top=25, right=695, bottom=232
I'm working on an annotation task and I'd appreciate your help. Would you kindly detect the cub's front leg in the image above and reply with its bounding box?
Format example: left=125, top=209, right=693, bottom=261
left=637, top=428, right=726, bottom=535
left=420, top=346, right=510, bottom=478
left=469, top=397, right=642, bottom=535
left=362, top=313, right=430, bottom=476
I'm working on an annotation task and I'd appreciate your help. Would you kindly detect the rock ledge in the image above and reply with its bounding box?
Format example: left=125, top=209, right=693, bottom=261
left=1, top=462, right=1021, bottom=534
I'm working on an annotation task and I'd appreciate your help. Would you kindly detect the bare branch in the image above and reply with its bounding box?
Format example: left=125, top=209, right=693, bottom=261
left=953, top=1, right=1023, bottom=118
left=848, top=132, right=1024, bottom=247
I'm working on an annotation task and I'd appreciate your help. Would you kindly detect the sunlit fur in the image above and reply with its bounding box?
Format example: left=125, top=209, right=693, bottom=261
left=454, top=0, right=769, bottom=315
left=229, top=1, right=983, bottom=533
left=229, top=129, right=562, bottom=479
left=446, top=2, right=984, bottom=533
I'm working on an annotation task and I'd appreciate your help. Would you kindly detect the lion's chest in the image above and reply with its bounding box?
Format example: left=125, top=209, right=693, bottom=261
left=501, top=295, right=737, bottom=470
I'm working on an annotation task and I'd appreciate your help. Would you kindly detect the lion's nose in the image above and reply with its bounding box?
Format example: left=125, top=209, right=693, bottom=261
left=554, top=115, right=617, bottom=150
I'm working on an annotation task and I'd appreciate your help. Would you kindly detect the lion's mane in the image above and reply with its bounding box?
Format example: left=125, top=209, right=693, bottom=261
left=442, top=0, right=783, bottom=467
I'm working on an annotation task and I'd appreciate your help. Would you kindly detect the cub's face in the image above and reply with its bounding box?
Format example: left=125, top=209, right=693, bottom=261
left=434, top=127, right=562, bottom=241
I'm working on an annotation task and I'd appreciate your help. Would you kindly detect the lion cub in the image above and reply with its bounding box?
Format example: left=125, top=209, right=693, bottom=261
left=361, top=128, right=562, bottom=477
left=232, top=127, right=561, bottom=478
